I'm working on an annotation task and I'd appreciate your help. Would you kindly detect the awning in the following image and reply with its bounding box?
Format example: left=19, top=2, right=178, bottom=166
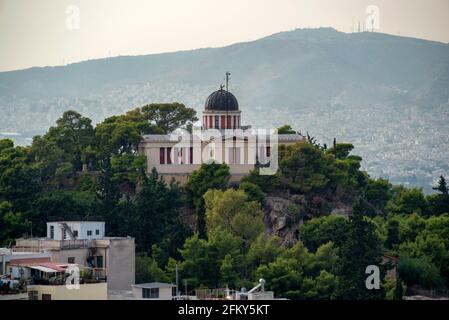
left=29, top=265, right=61, bottom=273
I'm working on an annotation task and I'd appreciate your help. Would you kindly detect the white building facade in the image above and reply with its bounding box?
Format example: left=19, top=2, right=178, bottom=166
left=138, top=84, right=304, bottom=184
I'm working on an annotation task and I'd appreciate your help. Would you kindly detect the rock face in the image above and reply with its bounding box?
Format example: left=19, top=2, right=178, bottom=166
left=263, top=194, right=353, bottom=245
left=264, top=195, right=304, bottom=245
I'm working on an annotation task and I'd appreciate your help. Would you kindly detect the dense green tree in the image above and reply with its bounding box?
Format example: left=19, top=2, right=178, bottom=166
left=0, top=201, right=26, bottom=245
left=279, top=141, right=330, bottom=193
left=277, top=125, right=296, bottom=134
left=245, top=235, right=285, bottom=278
left=397, top=256, right=443, bottom=289
left=387, top=186, right=427, bottom=215
left=238, top=181, right=265, bottom=205
left=385, top=218, right=400, bottom=249
left=326, top=143, right=354, bottom=159
left=427, top=176, right=449, bottom=216
left=359, top=178, right=392, bottom=217
left=0, top=143, right=40, bottom=212
left=278, top=141, right=364, bottom=195
left=0, top=139, right=14, bottom=152
left=135, top=254, right=170, bottom=283
left=335, top=210, right=384, bottom=299
left=240, top=168, right=282, bottom=193
left=204, top=189, right=265, bottom=243
left=300, top=215, right=350, bottom=252
left=141, top=103, right=198, bottom=134
left=256, top=241, right=339, bottom=300
left=134, top=169, right=186, bottom=253
left=185, top=163, right=230, bottom=238
left=433, top=176, right=449, bottom=196
left=29, top=111, right=95, bottom=182
left=29, top=190, right=102, bottom=235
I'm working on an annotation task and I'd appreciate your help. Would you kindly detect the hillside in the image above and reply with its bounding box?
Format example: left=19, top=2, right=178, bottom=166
left=1, top=27, right=449, bottom=191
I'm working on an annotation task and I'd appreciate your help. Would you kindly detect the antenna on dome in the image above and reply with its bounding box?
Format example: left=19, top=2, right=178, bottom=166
left=225, top=71, right=231, bottom=91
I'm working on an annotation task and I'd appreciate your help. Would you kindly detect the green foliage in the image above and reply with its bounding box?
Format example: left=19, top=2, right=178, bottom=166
left=133, top=169, right=187, bottom=253
left=433, top=176, right=448, bottom=196
left=29, top=111, right=95, bottom=183
left=0, top=201, right=26, bottom=245
left=358, top=178, right=392, bottom=217
left=383, top=275, right=405, bottom=300
left=300, top=215, right=350, bottom=252
left=387, top=186, right=428, bottom=215
left=427, top=176, right=449, bottom=216
left=204, top=189, right=265, bottom=243
left=185, top=163, right=230, bottom=238
left=240, top=168, right=282, bottom=193
left=385, top=218, right=400, bottom=249
left=398, top=256, right=443, bottom=289
left=238, top=181, right=265, bottom=205
left=326, top=143, right=354, bottom=159
left=0, top=139, right=14, bottom=152
left=179, top=230, right=244, bottom=289
left=277, top=125, right=296, bottom=134
left=0, top=143, right=40, bottom=211
left=135, top=254, right=169, bottom=284
left=278, top=141, right=364, bottom=195
left=245, top=235, right=285, bottom=278
left=335, top=212, right=384, bottom=299
left=256, top=241, right=339, bottom=299
left=3, top=106, right=449, bottom=300
left=141, top=103, right=198, bottom=134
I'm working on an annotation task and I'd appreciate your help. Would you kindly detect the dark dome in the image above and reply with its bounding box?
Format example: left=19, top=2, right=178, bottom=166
left=205, top=89, right=239, bottom=111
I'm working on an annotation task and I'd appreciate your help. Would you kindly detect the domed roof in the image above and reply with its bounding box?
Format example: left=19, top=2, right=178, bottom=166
left=204, top=89, right=239, bottom=111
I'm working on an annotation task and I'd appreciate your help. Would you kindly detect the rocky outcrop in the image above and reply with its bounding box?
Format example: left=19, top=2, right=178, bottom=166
left=263, top=193, right=352, bottom=245
left=264, top=195, right=305, bottom=245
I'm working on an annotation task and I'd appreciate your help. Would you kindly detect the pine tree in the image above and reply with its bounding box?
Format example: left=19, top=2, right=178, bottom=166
left=335, top=206, right=384, bottom=299
left=433, top=176, right=448, bottom=196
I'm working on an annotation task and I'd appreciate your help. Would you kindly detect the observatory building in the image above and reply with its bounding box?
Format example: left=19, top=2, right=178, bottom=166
left=138, top=75, right=304, bottom=184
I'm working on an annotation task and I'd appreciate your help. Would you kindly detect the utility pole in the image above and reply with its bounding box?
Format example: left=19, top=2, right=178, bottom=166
left=176, top=264, right=179, bottom=297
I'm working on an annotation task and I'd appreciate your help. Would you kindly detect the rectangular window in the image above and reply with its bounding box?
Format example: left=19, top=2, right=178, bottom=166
left=42, top=294, right=52, bottom=300
left=95, top=229, right=99, bottom=235
left=160, top=147, right=165, bottom=164
left=220, top=115, right=225, bottom=128
left=227, top=115, right=232, bottom=128
left=50, top=226, right=54, bottom=239
left=63, top=228, right=67, bottom=240
left=266, top=146, right=271, bottom=157
left=167, top=147, right=172, bottom=164
left=68, top=257, right=75, bottom=264
left=87, top=230, right=92, bottom=236
left=142, top=288, right=159, bottom=299
left=209, top=116, right=213, bottom=128
left=215, top=116, right=220, bottom=129
left=73, top=230, right=78, bottom=237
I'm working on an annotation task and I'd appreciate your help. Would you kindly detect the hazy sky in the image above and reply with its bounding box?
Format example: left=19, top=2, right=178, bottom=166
left=1, top=0, right=448, bottom=72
